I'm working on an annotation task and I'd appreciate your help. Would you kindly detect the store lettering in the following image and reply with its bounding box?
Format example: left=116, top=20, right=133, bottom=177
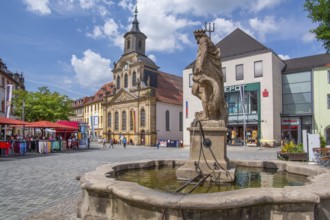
left=224, top=85, right=245, bottom=93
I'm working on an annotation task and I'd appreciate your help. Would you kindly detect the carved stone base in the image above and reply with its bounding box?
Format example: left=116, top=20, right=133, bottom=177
left=176, top=120, right=235, bottom=183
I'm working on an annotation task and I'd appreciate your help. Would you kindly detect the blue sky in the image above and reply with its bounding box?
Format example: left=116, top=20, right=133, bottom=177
left=0, top=0, right=325, bottom=99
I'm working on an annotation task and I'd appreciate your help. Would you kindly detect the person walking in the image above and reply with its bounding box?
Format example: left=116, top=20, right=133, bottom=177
left=102, top=137, right=107, bottom=148
left=110, top=138, right=114, bottom=148
left=123, top=137, right=127, bottom=148
left=156, top=139, right=160, bottom=149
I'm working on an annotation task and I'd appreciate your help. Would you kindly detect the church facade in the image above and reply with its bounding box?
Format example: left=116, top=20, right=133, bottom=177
left=102, top=9, right=183, bottom=146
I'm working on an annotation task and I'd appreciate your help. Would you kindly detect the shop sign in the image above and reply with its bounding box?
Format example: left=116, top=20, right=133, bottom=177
left=225, top=85, right=245, bottom=93
left=262, top=89, right=269, bottom=97
left=281, top=117, right=300, bottom=125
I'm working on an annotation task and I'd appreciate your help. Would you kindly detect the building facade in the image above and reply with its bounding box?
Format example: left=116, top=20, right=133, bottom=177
left=312, top=62, right=330, bottom=145
left=183, top=29, right=285, bottom=147
left=83, top=82, right=113, bottom=138
left=0, top=58, right=25, bottom=118
left=102, top=9, right=183, bottom=146
left=281, top=54, right=330, bottom=145
left=183, top=29, right=330, bottom=147
left=70, top=97, right=87, bottom=123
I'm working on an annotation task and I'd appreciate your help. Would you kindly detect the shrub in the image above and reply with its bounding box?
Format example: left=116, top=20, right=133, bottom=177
left=320, top=134, right=326, bottom=148
left=281, top=141, right=304, bottom=153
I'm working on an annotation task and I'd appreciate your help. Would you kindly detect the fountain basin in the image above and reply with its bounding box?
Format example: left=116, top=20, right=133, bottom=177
left=77, top=160, right=330, bottom=220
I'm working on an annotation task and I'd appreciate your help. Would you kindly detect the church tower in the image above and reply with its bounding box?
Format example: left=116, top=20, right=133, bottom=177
left=123, top=8, right=147, bottom=55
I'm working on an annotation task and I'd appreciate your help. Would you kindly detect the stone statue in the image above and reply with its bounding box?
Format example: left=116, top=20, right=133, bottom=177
left=192, top=29, right=227, bottom=124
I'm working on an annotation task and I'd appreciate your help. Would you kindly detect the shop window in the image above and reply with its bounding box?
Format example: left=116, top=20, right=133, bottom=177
left=179, top=112, right=183, bottom=131
left=122, top=111, right=127, bottom=130
left=166, top=110, right=170, bottom=131
left=116, top=76, right=120, bottom=89
left=189, top=74, right=193, bottom=87
left=132, top=71, right=137, bottom=86
left=108, top=112, right=111, bottom=127
left=236, top=64, right=244, bottom=81
left=130, top=110, right=134, bottom=131
left=140, top=108, right=145, bottom=127
left=124, top=74, right=128, bottom=88
left=222, top=67, right=226, bottom=82
left=254, top=61, right=263, bottom=77
left=115, top=112, right=119, bottom=130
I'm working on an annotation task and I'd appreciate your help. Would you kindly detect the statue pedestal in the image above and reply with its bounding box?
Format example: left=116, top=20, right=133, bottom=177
left=176, top=120, right=235, bottom=183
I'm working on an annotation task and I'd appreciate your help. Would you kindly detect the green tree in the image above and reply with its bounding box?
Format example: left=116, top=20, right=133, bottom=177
left=304, top=0, right=330, bottom=52
left=12, top=86, right=73, bottom=122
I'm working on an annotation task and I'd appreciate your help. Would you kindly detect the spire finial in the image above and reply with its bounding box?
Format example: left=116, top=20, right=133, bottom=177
left=135, top=7, right=138, bottom=19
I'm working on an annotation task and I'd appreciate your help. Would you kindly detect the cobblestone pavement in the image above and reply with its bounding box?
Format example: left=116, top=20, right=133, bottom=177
left=0, top=143, right=280, bottom=220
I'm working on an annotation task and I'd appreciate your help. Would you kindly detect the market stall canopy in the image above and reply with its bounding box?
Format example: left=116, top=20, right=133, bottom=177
left=26, top=120, right=78, bottom=130
left=0, top=116, right=30, bottom=125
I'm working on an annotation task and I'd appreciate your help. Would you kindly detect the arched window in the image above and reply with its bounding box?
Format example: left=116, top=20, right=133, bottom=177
left=122, top=111, right=127, bottom=130
left=124, top=74, right=128, bottom=88
left=166, top=110, right=170, bottom=131
left=115, top=112, right=119, bottom=130
left=107, top=112, right=111, bottom=127
left=126, top=39, right=130, bottom=49
left=179, top=112, right=183, bottom=131
left=132, top=71, right=137, bottom=86
left=130, top=110, right=134, bottom=131
left=116, top=76, right=120, bottom=89
left=138, top=40, right=142, bottom=49
left=140, top=108, right=145, bottom=127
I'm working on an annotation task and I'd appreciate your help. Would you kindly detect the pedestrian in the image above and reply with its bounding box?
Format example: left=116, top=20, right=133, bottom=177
left=123, top=137, right=127, bottom=148
left=110, top=138, right=114, bottom=148
left=156, top=140, right=160, bottom=149
left=87, top=137, right=90, bottom=149
left=102, top=137, right=107, bottom=148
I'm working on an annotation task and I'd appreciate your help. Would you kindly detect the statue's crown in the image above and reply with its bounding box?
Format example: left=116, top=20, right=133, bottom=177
left=193, top=29, right=206, bottom=37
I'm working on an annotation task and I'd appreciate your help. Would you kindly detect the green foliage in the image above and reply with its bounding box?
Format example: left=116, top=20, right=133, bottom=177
left=320, top=134, right=326, bottom=148
left=304, top=0, right=330, bottom=52
left=281, top=141, right=305, bottom=153
left=12, top=86, right=74, bottom=122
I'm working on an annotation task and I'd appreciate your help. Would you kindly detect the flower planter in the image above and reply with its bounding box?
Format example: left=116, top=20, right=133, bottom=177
left=277, top=152, right=308, bottom=161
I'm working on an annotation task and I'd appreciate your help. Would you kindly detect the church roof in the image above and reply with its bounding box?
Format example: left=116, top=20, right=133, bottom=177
left=283, top=53, right=330, bottom=73
left=185, top=28, right=270, bottom=69
left=156, top=72, right=182, bottom=105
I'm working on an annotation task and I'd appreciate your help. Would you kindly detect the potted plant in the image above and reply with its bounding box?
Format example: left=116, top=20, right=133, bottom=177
left=277, top=141, right=308, bottom=161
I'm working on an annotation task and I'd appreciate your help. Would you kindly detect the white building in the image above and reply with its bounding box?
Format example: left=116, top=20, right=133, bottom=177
left=183, top=29, right=285, bottom=147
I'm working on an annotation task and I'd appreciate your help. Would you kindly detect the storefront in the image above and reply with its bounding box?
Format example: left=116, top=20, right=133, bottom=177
left=224, top=82, right=261, bottom=145
left=281, top=115, right=312, bottom=144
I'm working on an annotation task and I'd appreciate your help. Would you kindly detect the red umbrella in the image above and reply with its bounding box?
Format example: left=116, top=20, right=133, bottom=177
left=26, top=121, right=77, bottom=130
left=0, top=116, right=30, bottom=125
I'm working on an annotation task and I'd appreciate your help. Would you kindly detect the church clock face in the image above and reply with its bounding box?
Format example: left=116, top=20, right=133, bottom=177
left=124, top=64, right=128, bottom=70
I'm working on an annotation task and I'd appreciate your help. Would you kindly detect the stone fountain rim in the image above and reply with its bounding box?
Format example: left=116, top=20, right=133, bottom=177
left=79, top=159, right=330, bottom=210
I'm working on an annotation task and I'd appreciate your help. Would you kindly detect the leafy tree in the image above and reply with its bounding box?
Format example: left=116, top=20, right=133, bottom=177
left=304, top=0, right=330, bottom=52
left=12, top=86, right=73, bottom=122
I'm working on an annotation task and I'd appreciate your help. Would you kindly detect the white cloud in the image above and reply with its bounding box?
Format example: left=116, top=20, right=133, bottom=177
left=79, top=0, right=95, bottom=9
left=148, top=54, right=156, bottom=63
left=302, top=32, right=315, bottom=43
left=249, top=16, right=278, bottom=41
left=24, top=0, right=51, bottom=15
left=250, top=0, right=284, bottom=12
left=71, top=49, right=113, bottom=88
left=278, top=54, right=290, bottom=60
left=87, top=18, right=123, bottom=48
